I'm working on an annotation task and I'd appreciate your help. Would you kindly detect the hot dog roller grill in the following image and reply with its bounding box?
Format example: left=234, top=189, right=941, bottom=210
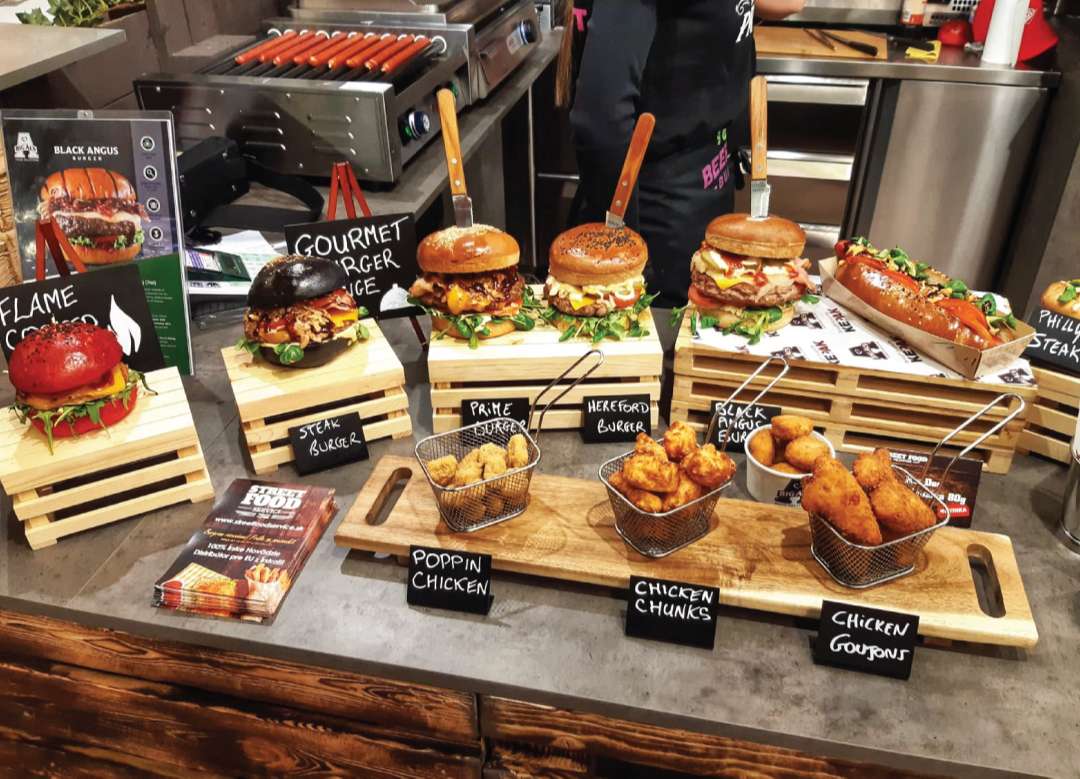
left=135, top=0, right=540, bottom=183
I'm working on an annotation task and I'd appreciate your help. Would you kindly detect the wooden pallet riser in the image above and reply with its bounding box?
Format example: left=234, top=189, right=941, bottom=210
left=672, top=376, right=1023, bottom=448
left=668, top=404, right=1016, bottom=473
left=223, top=321, right=413, bottom=474
left=1016, top=366, right=1079, bottom=464
left=0, top=368, right=213, bottom=549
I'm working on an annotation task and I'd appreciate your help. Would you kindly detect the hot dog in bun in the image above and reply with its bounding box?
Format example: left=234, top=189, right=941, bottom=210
left=39, top=168, right=147, bottom=265
left=8, top=322, right=147, bottom=450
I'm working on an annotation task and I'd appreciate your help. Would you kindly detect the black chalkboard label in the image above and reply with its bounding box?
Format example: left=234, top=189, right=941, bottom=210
left=625, top=576, right=719, bottom=649
left=711, top=401, right=782, bottom=447
left=0, top=263, right=164, bottom=372
left=407, top=545, right=493, bottom=615
left=582, top=394, right=651, bottom=443
left=288, top=413, right=369, bottom=475
left=813, top=600, right=918, bottom=680
left=285, top=213, right=418, bottom=319
left=461, top=397, right=530, bottom=429
left=1023, top=308, right=1080, bottom=377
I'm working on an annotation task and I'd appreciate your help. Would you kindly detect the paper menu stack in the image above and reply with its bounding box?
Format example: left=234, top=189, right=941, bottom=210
left=153, top=479, right=335, bottom=622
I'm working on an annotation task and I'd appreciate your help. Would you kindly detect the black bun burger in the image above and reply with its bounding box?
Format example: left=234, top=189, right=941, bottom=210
left=687, top=214, right=815, bottom=341
left=241, top=255, right=366, bottom=368
left=407, top=224, right=526, bottom=345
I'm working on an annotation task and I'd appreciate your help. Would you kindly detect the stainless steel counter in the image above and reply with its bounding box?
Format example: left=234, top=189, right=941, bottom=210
left=0, top=23, right=126, bottom=91
left=759, top=39, right=1060, bottom=88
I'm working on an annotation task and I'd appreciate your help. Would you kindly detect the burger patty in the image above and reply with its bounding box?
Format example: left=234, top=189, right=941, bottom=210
left=244, top=290, right=357, bottom=348
left=691, top=269, right=804, bottom=308
left=409, top=268, right=524, bottom=316
left=55, top=213, right=139, bottom=240
left=547, top=291, right=615, bottom=318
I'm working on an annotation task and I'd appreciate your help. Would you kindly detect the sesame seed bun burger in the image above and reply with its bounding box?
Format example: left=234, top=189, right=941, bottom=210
left=241, top=255, right=366, bottom=368
left=39, top=168, right=148, bottom=265
left=408, top=224, right=526, bottom=346
left=8, top=322, right=146, bottom=451
left=545, top=223, right=648, bottom=320
left=688, top=213, right=815, bottom=341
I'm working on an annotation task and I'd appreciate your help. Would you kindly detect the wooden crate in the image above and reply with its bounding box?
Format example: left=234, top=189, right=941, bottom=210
left=222, top=319, right=412, bottom=475
left=428, top=306, right=663, bottom=433
left=1017, top=365, right=1079, bottom=464
left=671, top=318, right=1034, bottom=474
left=0, top=367, right=213, bottom=550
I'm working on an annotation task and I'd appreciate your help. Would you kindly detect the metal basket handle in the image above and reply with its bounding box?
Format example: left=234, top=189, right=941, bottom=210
left=527, top=348, right=605, bottom=445
left=705, top=355, right=790, bottom=452
left=923, top=392, right=1027, bottom=481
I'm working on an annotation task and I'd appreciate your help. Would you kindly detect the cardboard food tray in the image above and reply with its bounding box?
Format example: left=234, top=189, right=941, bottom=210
left=819, top=258, right=1035, bottom=380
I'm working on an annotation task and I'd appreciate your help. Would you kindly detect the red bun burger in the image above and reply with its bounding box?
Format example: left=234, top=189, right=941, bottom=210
left=9, top=322, right=146, bottom=450
left=408, top=224, right=527, bottom=346
left=686, top=214, right=814, bottom=342
left=39, top=168, right=148, bottom=265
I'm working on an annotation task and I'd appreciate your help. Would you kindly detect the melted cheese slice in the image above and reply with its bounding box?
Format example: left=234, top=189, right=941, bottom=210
left=22, top=364, right=126, bottom=411
left=546, top=275, right=644, bottom=308
left=330, top=309, right=359, bottom=328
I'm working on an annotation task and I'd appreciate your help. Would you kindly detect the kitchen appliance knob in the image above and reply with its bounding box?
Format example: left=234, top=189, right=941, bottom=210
left=517, top=20, right=538, bottom=44
left=403, top=110, right=431, bottom=141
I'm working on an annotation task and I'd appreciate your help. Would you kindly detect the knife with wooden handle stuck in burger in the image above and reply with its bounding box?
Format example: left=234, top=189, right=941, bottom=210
left=436, top=88, right=472, bottom=228
left=749, top=75, right=770, bottom=220
left=606, top=112, right=656, bottom=229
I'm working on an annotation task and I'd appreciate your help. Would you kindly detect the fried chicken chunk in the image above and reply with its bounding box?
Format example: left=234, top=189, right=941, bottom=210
left=634, top=432, right=669, bottom=462
left=771, top=414, right=814, bottom=443
left=624, top=453, right=680, bottom=493
left=800, top=456, right=882, bottom=546
left=663, top=421, right=698, bottom=462
left=748, top=429, right=775, bottom=467
left=681, top=444, right=736, bottom=489
left=453, top=459, right=484, bottom=487
left=427, top=455, right=458, bottom=486
left=478, top=443, right=508, bottom=479
left=771, top=462, right=802, bottom=475
left=784, top=434, right=831, bottom=473
left=609, top=471, right=663, bottom=513
left=506, top=433, right=530, bottom=468
left=661, top=470, right=705, bottom=512
left=852, top=449, right=895, bottom=491
left=869, top=479, right=937, bottom=536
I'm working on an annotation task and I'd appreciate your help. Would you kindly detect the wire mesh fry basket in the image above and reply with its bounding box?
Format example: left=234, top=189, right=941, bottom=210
left=415, top=349, right=605, bottom=532
left=809, top=465, right=950, bottom=588
left=600, top=356, right=790, bottom=558
left=810, top=392, right=1026, bottom=588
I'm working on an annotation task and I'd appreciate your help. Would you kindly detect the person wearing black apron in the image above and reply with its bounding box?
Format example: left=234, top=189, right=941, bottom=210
left=557, top=0, right=805, bottom=308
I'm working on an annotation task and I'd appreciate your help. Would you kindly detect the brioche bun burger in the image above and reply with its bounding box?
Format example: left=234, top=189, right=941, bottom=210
left=686, top=213, right=815, bottom=343
left=39, top=168, right=148, bottom=265
left=8, top=322, right=149, bottom=451
left=543, top=223, right=655, bottom=340
left=239, top=255, right=368, bottom=368
left=407, top=224, right=530, bottom=347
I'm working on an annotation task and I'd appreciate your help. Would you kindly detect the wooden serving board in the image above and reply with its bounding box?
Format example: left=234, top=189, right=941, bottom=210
left=755, top=27, right=887, bottom=60
left=427, top=289, right=663, bottom=433
left=222, top=318, right=412, bottom=474
left=337, top=456, right=1038, bottom=648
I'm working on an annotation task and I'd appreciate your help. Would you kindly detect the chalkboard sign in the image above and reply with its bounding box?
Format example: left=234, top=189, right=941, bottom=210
left=288, top=413, right=369, bottom=475
left=813, top=600, right=918, bottom=680
left=711, top=400, right=782, bottom=447
left=0, top=264, right=164, bottom=372
left=461, top=396, right=530, bottom=429
left=285, top=213, right=418, bottom=319
left=625, top=576, right=719, bottom=649
left=888, top=449, right=982, bottom=528
left=582, top=394, right=651, bottom=443
left=1023, top=308, right=1080, bottom=377
left=407, top=545, right=493, bottom=615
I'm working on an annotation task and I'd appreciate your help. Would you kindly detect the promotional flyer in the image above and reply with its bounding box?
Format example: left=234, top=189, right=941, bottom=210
left=0, top=110, right=193, bottom=373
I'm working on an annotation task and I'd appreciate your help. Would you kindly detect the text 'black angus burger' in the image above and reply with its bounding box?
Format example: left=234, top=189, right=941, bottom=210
left=8, top=322, right=150, bottom=452
left=238, top=256, right=368, bottom=368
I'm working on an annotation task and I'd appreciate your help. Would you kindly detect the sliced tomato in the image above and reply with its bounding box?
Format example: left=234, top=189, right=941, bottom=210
left=937, top=297, right=1000, bottom=345
left=687, top=285, right=724, bottom=309
left=612, top=288, right=642, bottom=309
left=846, top=255, right=887, bottom=272
left=879, top=268, right=921, bottom=294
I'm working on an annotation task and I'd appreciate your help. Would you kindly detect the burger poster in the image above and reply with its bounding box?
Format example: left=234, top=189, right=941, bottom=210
left=0, top=110, right=192, bottom=374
